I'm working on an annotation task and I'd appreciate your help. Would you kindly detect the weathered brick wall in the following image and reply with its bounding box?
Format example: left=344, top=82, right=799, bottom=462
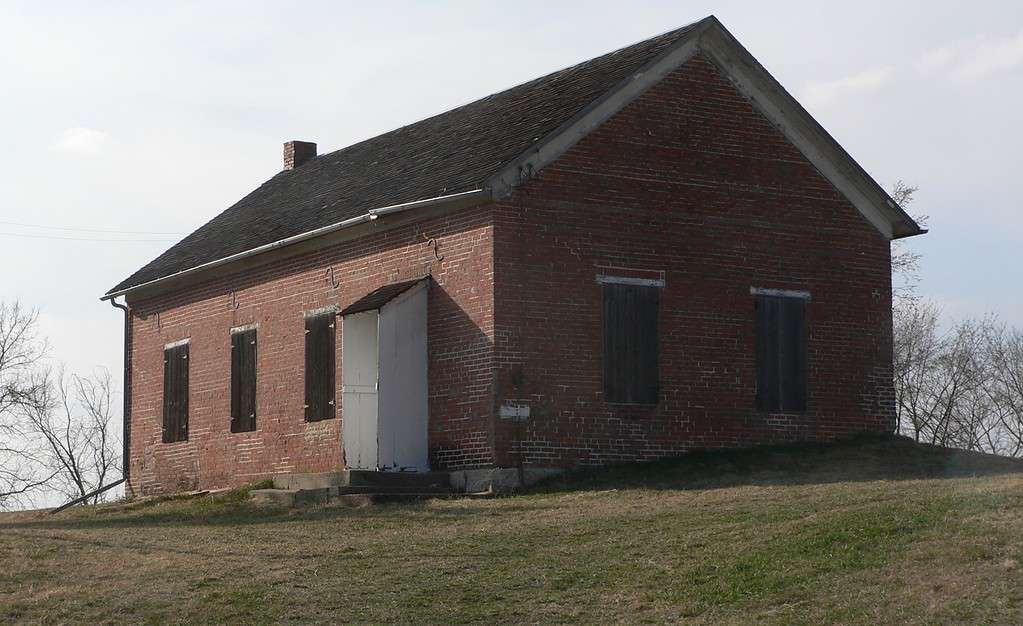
left=126, top=206, right=495, bottom=495
left=125, top=53, right=898, bottom=494
left=491, top=55, right=896, bottom=468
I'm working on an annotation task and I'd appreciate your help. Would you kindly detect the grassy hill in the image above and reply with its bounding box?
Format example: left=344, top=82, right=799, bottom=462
left=3, top=436, right=1023, bottom=624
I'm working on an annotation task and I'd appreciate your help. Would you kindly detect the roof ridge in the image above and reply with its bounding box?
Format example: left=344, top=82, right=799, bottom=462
left=306, top=17, right=713, bottom=169
left=109, top=15, right=922, bottom=298
left=106, top=18, right=717, bottom=296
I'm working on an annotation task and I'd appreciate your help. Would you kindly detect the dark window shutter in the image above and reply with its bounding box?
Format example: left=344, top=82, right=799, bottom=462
left=163, top=343, right=189, bottom=442
left=231, top=329, right=257, bottom=433
left=755, top=295, right=807, bottom=412
left=305, top=313, right=336, bottom=422
left=755, top=297, right=780, bottom=412
left=177, top=344, right=189, bottom=440
left=780, top=298, right=807, bottom=412
left=162, top=348, right=174, bottom=443
left=603, top=283, right=660, bottom=404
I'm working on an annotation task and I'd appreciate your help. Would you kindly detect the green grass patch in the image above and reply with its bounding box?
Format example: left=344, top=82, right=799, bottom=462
left=3, top=437, right=1023, bottom=624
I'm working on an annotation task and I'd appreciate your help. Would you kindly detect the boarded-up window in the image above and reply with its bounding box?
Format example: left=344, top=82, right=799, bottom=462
left=755, top=295, right=807, bottom=412
left=231, top=328, right=257, bottom=433
left=305, top=312, right=336, bottom=421
left=603, top=283, right=660, bottom=404
left=162, top=342, right=189, bottom=443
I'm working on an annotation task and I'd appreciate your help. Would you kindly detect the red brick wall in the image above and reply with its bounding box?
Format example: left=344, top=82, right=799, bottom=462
left=491, top=55, right=896, bottom=468
left=125, top=53, right=897, bottom=494
left=126, top=206, right=495, bottom=495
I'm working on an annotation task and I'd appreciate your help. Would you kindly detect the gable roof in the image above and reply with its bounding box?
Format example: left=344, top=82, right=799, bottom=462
left=105, top=16, right=923, bottom=300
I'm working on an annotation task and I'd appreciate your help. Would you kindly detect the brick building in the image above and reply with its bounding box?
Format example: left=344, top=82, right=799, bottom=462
left=103, top=17, right=923, bottom=496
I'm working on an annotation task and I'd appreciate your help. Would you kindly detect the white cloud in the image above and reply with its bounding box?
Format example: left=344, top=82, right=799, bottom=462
left=802, top=66, right=895, bottom=108
left=916, top=30, right=1023, bottom=81
left=52, top=127, right=109, bottom=155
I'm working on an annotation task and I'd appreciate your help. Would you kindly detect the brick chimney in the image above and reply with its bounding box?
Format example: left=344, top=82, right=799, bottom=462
left=283, top=140, right=317, bottom=170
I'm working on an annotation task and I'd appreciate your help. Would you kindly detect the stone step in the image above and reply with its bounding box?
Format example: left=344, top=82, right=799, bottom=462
left=250, top=487, right=334, bottom=507
left=272, top=470, right=450, bottom=491
left=250, top=486, right=460, bottom=508
left=334, top=484, right=455, bottom=496
left=272, top=472, right=347, bottom=491
left=344, top=470, right=451, bottom=490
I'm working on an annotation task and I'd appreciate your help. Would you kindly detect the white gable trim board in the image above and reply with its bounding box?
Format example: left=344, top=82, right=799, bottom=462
left=488, top=17, right=921, bottom=242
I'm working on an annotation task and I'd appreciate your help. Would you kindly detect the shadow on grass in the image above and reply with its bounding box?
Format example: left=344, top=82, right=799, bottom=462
left=5, top=435, right=1022, bottom=533
left=531, top=434, right=1023, bottom=495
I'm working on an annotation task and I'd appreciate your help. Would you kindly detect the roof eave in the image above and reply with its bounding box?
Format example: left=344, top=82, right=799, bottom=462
left=696, top=18, right=924, bottom=240
left=101, top=188, right=490, bottom=302
left=487, top=15, right=924, bottom=242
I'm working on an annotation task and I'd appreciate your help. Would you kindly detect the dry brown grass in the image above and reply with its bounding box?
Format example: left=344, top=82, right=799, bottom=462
left=3, top=436, right=1023, bottom=624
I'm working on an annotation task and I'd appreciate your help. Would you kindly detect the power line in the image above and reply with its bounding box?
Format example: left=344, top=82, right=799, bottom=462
left=0, top=231, right=177, bottom=243
left=0, top=219, right=185, bottom=236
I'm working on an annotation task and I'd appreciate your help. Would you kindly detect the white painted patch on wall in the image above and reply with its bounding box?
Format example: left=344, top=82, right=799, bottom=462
left=498, top=403, right=530, bottom=419
left=596, top=275, right=666, bottom=288
left=750, top=287, right=812, bottom=300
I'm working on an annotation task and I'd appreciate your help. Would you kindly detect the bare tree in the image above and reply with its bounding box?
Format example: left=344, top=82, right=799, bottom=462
left=890, top=181, right=929, bottom=307
left=22, top=367, right=121, bottom=505
left=894, top=300, right=943, bottom=441
left=893, top=300, right=996, bottom=449
left=0, top=301, right=52, bottom=508
left=985, top=325, right=1023, bottom=457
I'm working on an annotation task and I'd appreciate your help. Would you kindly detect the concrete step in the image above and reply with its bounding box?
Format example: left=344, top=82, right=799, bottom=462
left=250, top=488, right=295, bottom=507
left=250, top=487, right=333, bottom=507
left=272, top=472, right=346, bottom=490
left=272, top=470, right=451, bottom=491
left=250, top=486, right=459, bottom=508
left=334, top=484, right=455, bottom=496
left=344, top=470, right=451, bottom=490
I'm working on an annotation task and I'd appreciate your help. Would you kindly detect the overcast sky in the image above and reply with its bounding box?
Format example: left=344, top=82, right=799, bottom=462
left=1, top=0, right=1021, bottom=382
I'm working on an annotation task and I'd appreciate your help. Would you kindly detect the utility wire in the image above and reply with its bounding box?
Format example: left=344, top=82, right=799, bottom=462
left=0, top=231, right=177, bottom=243
left=0, top=219, right=185, bottom=236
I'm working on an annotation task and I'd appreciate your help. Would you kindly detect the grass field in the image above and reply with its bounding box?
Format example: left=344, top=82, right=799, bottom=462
left=3, top=436, right=1023, bottom=624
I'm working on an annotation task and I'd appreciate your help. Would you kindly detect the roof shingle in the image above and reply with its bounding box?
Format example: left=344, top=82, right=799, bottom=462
left=108, top=20, right=705, bottom=294
left=340, top=278, right=428, bottom=315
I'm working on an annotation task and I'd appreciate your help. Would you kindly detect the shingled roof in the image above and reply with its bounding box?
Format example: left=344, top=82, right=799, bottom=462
left=107, top=16, right=924, bottom=298
left=107, top=19, right=707, bottom=295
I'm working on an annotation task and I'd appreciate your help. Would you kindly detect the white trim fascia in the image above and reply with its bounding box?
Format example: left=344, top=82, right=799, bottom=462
left=164, top=338, right=190, bottom=349
left=597, top=275, right=666, bottom=288
left=230, top=323, right=258, bottom=334
left=696, top=22, right=915, bottom=240
left=750, top=287, right=811, bottom=300
left=485, top=17, right=920, bottom=241
left=486, top=27, right=705, bottom=199
left=102, top=189, right=489, bottom=301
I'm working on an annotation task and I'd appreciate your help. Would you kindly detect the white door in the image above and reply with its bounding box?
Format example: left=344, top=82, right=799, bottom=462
left=341, top=311, right=379, bottom=470
left=377, top=283, right=429, bottom=471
